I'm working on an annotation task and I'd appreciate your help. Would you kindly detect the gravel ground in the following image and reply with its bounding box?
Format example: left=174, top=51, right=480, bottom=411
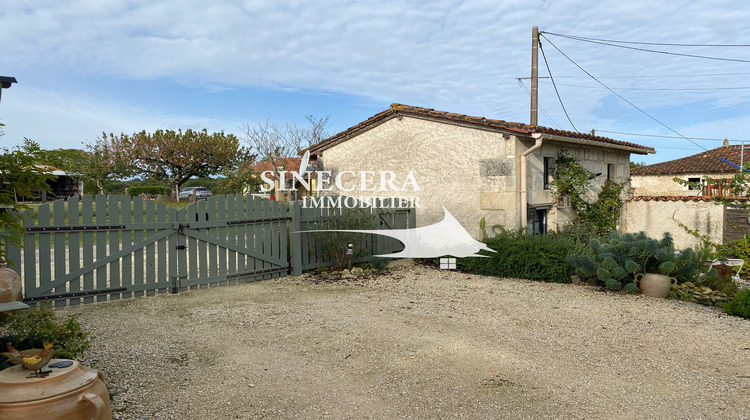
left=57, top=260, right=750, bottom=419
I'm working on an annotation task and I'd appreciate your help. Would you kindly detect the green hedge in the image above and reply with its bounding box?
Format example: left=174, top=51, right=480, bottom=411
left=457, top=230, right=590, bottom=283
left=128, top=185, right=167, bottom=197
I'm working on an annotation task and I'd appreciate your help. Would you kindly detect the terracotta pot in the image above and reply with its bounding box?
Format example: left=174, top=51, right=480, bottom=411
left=635, top=273, right=677, bottom=298
left=0, top=359, right=112, bottom=420
left=0, top=259, right=22, bottom=303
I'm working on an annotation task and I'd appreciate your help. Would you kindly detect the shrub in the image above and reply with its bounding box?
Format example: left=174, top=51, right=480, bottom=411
left=728, top=235, right=750, bottom=278
left=567, top=232, right=703, bottom=290
left=0, top=305, right=91, bottom=368
left=312, top=207, right=375, bottom=269
left=370, top=257, right=390, bottom=271
left=695, top=269, right=739, bottom=297
left=723, top=288, right=750, bottom=319
left=458, top=228, right=590, bottom=283
left=128, top=185, right=167, bottom=197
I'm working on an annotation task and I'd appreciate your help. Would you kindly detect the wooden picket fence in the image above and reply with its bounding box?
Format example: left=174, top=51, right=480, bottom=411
left=4, top=194, right=415, bottom=307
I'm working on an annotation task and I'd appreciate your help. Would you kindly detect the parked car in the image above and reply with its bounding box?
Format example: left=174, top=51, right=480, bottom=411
left=178, top=187, right=212, bottom=200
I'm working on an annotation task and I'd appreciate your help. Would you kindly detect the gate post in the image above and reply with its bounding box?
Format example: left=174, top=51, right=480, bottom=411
left=289, top=202, right=303, bottom=276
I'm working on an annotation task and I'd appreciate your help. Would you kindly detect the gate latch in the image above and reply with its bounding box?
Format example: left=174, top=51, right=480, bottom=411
left=175, top=245, right=187, bottom=250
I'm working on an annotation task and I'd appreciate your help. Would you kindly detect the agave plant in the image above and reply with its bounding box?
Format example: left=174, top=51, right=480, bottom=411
left=567, top=232, right=702, bottom=291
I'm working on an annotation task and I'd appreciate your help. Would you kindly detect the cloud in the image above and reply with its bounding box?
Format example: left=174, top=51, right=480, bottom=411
left=0, top=87, right=246, bottom=150
left=1, top=0, right=749, bottom=155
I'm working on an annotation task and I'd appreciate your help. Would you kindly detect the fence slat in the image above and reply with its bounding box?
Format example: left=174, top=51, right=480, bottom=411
left=36, top=203, right=52, bottom=303
left=95, top=195, right=107, bottom=302
left=145, top=200, right=156, bottom=296
left=227, top=195, right=238, bottom=279
left=217, top=197, right=227, bottom=285
left=157, top=201, right=168, bottom=293
left=197, top=200, right=208, bottom=281
left=121, top=195, right=132, bottom=299
left=108, top=195, right=121, bottom=301
left=187, top=202, right=198, bottom=283
left=132, top=196, right=144, bottom=298
left=53, top=200, right=67, bottom=307
left=22, top=211, right=37, bottom=304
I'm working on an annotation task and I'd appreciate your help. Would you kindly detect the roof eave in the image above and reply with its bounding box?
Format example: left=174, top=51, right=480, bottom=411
left=533, top=133, right=655, bottom=155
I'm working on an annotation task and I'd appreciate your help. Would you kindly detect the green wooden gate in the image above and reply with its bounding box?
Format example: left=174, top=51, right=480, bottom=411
left=5, top=194, right=414, bottom=307
left=10, top=194, right=289, bottom=307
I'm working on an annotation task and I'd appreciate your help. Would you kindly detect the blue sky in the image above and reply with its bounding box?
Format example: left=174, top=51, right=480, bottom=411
left=1, top=0, right=749, bottom=165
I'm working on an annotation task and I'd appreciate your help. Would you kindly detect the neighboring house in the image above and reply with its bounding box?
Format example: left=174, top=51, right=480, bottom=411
left=27, top=165, right=83, bottom=201
left=624, top=144, right=750, bottom=249
left=631, top=144, right=750, bottom=197
left=308, top=103, right=654, bottom=237
left=248, top=158, right=316, bottom=201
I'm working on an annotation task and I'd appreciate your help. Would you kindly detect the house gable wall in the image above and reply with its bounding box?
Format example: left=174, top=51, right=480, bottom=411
left=317, top=116, right=517, bottom=238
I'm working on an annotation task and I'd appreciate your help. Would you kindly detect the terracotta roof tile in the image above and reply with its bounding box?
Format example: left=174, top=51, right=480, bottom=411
left=628, top=195, right=750, bottom=203
left=250, top=158, right=301, bottom=173
left=631, top=145, right=750, bottom=176
left=310, top=103, right=654, bottom=154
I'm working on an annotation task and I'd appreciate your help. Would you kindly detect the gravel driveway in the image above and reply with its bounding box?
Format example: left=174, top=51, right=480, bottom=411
left=61, top=260, right=750, bottom=419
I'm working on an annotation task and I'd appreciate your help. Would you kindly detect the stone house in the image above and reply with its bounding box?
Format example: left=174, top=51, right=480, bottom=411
left=308, top=104, right=654, bottom=238
left=624, top=144, right=750, bottom=249
left=631, top=144, right=750, bottom=197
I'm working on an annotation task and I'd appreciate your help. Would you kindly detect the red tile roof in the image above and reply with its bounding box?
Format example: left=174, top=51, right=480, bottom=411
left=309, top=103, right=654, bottom=154
left=631, top=145, right=750, bottom=176
left=629, top=195, right=750, bottom=203
left=250, top=158, right=301, bottom=173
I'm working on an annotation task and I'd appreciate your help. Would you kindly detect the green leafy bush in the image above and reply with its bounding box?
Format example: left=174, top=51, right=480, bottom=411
left=457, top=228, right=590, bottom=283
left=567, top=232, right=703, bottom=290
left=370, top=257, right=390, bottom=271
left=723, top=288, right=750, bottom=319
left=129, top=185, right=168, bottom=197
left=312, top=207, right=375, bottom=269
left=727, top=235, right=750, bottom=278
left=0, top=305, right=91, bottom=367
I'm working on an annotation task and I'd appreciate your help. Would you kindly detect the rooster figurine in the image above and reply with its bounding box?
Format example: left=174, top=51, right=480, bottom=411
left=1, top=341, right=56, bottom=377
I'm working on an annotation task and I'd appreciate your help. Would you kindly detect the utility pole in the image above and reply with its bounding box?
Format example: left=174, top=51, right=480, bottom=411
left=530, top=26, right=539, bottom=126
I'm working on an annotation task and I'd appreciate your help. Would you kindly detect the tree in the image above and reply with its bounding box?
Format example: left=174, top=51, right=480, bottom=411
left=107, top=128, right=253, bottom=199
left=0, top=135, right=53, bottom=262
left=240, top=115, right=330, bottom=193
left=79, top=135, right=134, bottom=194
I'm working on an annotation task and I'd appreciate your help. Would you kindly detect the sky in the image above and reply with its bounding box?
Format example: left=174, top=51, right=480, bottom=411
left=1, top=0, right=749, bottom=165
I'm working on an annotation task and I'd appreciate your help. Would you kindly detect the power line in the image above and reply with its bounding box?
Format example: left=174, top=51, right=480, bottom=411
left=539, top=81, right=750, bottom=91
left=517, top=79, right=561, bottom=129
left=541, top=32, right=750, bottom=48
left=539, top=40, right=578, bottom=131
left=554, top=72, right=750, bottom=79
left=539, top=33, right=708, bottom=151
left=596, top=130, right=750, bottom=142
left=541, top=31, right=750, bottom=63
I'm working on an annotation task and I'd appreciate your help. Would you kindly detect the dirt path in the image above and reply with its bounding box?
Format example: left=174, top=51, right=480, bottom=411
left=62, top=261, right=750, bottom=419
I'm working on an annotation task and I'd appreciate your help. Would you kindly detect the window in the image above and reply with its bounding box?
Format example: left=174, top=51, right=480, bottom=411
left=687, top=177, right=702, bottom=191
left=544, top=157, right=554, bottom=189
left=607, top=163, right=615, bottom=180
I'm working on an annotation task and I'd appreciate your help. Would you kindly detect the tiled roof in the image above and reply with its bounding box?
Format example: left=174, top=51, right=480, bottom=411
left=628, top=195, right=743, bottom=203
left=631, top=145, right=750, bottom=176
left=250, top=158, right=301, bottom=173
left=309, top=103, right=655, bottom=154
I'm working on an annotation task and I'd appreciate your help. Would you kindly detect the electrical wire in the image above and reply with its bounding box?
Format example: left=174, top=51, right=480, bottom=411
left=554, top=72, right=750, bottom=79
left=539, top=33, right=708, bottom=151
left=541, top=32, right=750, bottom=63
left=541, top=32, right=750, bottom=48
left=517, top=79, right=561, bottom=129
left=539, top=81, right=750, bottom=91
left=539, top=40, right=578, bottom=131
left=595, top=130, right=750, bottom=142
